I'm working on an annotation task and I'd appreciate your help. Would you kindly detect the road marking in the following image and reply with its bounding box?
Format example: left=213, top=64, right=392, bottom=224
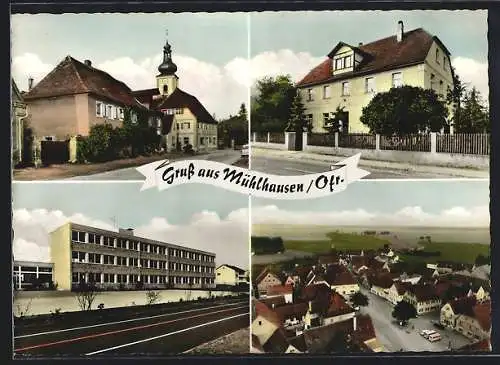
left=86, top=313, right=248, bottom=355
left=15, top=301, right=246, bottom=339
left=14, top=305, right=248, bottom=352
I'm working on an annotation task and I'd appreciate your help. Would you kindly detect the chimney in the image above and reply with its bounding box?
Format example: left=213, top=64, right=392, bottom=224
left=28, top=76, right=34, bottom=91
left=84, top=59, right=92, bottom=67
left=397, top=20, right=404, bottom=42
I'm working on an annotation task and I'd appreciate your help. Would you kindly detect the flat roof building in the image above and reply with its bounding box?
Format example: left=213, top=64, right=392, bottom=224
left=13, top=260, right=54, bottom=290
left=50, top=222, right=216, bottom=291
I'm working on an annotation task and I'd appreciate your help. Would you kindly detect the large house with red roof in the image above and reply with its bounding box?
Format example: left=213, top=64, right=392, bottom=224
left=296, top=21, right=454, bottom=133
left=22, top=37, right=217, bottom=153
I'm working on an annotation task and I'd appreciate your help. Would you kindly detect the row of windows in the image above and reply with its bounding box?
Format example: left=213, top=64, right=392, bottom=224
left=71, top=230, right=214, bottom=261
left=71, top=273, right=215, bottom=285
left=163, top=108, right=184, bottom=115
left=13, top=265, right=52, bottom=273
left=176, top=122, right=192, bottom=130
left=435, top=48, right=449, bottom=72
left=199, top=137, right=217, bottom=146
left=96, top=101, right=125, bottom=120
left=198, top=123, right=216, bottom=131
left=71, top=251, right=215, bottom=272
left=306, top=72, right=404, bottom=102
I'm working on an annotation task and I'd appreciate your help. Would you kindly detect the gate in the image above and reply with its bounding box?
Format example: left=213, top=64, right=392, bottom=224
left=40, top=140, right=70, bottom=165
left=294, top=131, right=303, bottom=151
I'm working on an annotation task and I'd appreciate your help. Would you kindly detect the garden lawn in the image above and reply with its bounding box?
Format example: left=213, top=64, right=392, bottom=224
left=402, top=241, right=490, bottom=264
left=284, top=232, right=390, bottom=254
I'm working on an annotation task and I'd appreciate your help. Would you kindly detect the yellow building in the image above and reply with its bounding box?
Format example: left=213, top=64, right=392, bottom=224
left=296, top=21, right=454, bottom=133
left=132, top=37, right=218, bottom=152
left=50, top=222, right=216, bottom=291
left=215, top=264, right=249, bottom=286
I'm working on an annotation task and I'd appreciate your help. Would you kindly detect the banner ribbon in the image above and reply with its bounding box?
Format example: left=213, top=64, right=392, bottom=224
left=136, top=153, right=370, bottom=200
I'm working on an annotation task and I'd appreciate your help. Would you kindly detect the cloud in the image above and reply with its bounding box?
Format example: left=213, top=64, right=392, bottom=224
left=451, top=57, right=489, bottom=103
left=12, top=209, right=249, bottom=269
left=251, top=205, right=489, bottom=228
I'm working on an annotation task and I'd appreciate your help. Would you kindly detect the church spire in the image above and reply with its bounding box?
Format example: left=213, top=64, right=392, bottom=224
left=158, top=30, right=178, bottom=75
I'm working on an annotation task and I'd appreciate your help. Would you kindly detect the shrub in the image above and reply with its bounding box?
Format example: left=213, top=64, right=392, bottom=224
left=146, top=290, right=161, bottom=305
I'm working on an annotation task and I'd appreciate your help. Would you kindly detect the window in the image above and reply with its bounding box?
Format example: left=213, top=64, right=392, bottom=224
left=72, top=230, right=86, bottom=243
left=118, top=108, right=124, bottom=120
left=183, top=137, right=189, bottom=145
left=175, top=108, right=183, bottom=115
left=443, top=57, right=448, bottom=71
left=365, top=77, right=375, bottom=93
left=131, top=113, right=138, bottom=124
left=436, top=48, right=440, bottom=64
left=307, top=88, right=314, bottom=101
left=200, top=137, right=205, bottom=145
left=165, top=109, right=175, bottom=115
left=392, top=72, right=403, bottom=88
left=342, top=82, right=350, bottom=96
left=345, top=55, right=352, bottom=68
left=96, top=102, right=103, bottom=116
left=106, top=105, right=112, bottom=118
left=323, top=85, right=331, bottom=99
left=430, top=73, right=436, bottom=90
left=112, top=106, right=117, bottom=119
left=183, top=122, right=190, bottom=129
left=323, top=112, right=330, bottom=126
left=439, top=80, right=444, bottom=96
left=335, top=58, right=344, bottom=70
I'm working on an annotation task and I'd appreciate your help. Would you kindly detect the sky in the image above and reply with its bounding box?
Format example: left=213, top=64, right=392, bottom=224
left=11, top=10, right=489, bottom=120
left=252, top=180, right=490, bottom=227
left=12, top=182, right=250, bottom=268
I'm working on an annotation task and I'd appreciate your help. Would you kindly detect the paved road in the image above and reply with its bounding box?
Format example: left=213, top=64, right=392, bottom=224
left=67, top=150, right=242, bottom=181
left=251, top=155, right=487, bottom=179
left=359, top=287, right=472, bottom=352
left=14, top=300, right=249, bottom=357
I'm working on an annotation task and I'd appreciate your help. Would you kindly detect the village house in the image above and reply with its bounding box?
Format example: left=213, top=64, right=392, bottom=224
left=255, top=268, right=284, bottom=296
left=369, top=274, right=394, bottom=301
left=440, top=296, right=477, bottom=329
left=327, top=270, right=360, bottom=298
left=252, top=299, right=282, bottom=347
left=214, top=264, right=249, bottom=286
left=12, top=79, right=28, bottom=165
left=132, top=38, right=218, bottom=152
left=467, top=284, right=490, bottom=303
left=387, top=281, right=411, bottom=305
left=454, top=300, right=491, bottom=341
left=23, top=56, right=160, bottom=143
left=296, top=21, right=454, bottom=133
left=266, top=284, right=294, bottom=304
left=403, top=284, right=441, bottom=315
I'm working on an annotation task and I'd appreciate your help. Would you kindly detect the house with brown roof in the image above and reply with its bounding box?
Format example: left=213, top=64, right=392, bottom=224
left=252, top=299, right=282, bottom=347
left=387, top=281, right=411, bottom=305
left=23, top=56, right=160, bottom=143
left=254, top=267, right=283, bottom=296
left=403, top=284, right=441, bottom=315
left=322, top=292, right=356, bottom=326
left=296, top=21, right=454, bottom=133
left=440, top=296, right=476, bottom=329
left=454, top=300, right=491, bottom=341
left=266, top=284, right=294, bottom=303
left=369, top=273, right=394, bottom=300
left=326, top=270, right=360, bottom=298
left=132, top=38, right=217, bottom=152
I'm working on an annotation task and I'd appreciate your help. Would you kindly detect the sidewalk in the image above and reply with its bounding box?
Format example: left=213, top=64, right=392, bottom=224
left=252, top=147, right=489, bottom=179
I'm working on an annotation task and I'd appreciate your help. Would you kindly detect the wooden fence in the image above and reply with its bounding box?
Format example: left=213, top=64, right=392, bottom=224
left=269, top=132, right=285, bottom=144
left=338, top=133, right=377, bottom=150
left=436, top=134, right=490, bottom=155
left=380, top=134, right=431, bottom=152
left=255, top=133, right=268, bottom=143
left=307, top=133, right=336, bottom=147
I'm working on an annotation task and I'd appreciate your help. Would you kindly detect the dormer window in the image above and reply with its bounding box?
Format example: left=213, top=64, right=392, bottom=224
left=334, top=55, right=353, bottom=71
left=345, top=55, right=352, bottom=68
left=335, top=58, right=344, bottom=70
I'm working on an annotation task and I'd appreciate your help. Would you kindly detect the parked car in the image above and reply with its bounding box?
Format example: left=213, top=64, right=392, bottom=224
left=241, top=144, right=249, bottom=157
left=420, top=329, right=436, bottom=339
left=428, top=332, right=442, bottom=342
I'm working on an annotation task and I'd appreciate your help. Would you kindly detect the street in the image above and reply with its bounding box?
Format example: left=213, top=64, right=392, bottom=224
left=66, top=149, right=242, bottom=180
left=250, top=154, right=489, bottom=179
left=359, top=287, right=472, bottom=352
left=14, top=299, right=249, bottom=356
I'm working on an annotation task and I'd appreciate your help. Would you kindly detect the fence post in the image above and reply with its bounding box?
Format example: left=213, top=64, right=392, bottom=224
left=375, top=134, right=380, bottom=151
left=430, top=132, right=437, bottom=153
left=334, top=132, right=339, bottom=148
left=252, top=132, right=256, bottom=142
left=303, top=132, right=308, bottom=148
left=267, top=132, right=270, bottom=143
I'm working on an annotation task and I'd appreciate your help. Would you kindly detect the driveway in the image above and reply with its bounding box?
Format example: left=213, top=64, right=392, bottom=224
left=359, top=287, right=473, bottom=352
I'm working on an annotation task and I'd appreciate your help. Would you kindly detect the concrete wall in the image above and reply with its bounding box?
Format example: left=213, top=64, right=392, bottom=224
left=50, top=222, right=72, bottom=291
left=303, top=144, right=489, bottom=169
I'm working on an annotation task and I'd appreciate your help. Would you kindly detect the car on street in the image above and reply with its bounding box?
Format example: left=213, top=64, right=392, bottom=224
left=420, top=329, right=436, bottom=338
left=428, top=332, right=442, bottom=342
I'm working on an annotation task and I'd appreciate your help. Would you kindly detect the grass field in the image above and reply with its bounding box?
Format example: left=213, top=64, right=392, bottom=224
left=284, top=232, right=390, bottom=254
left=401, top=241, right=490, bottom=264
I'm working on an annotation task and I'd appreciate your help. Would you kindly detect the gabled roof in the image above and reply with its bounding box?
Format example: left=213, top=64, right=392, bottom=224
left=327, top=270, right=357, bottom=286
left=303, top=318, right=355, bottom=353
left=152, top=88, right=217, bottom=124
left=448, top=296, right=476, bottom=316
left=406, top=284, right=439, bottom=302
left=325, top=292, right=355, bottom=318
left=254, top=267, right=282, bottom=285
left=370, top=273, right=394, bottom=289
left=260, top=296, right=287, bottom=309
left=274, top=302, right=309, bottom=323
left=300, top=283, right=332, bottom=302
left=297, top=28, right=445, bottom=88
left=253, top=299, right=282, bottom=328
left=327, top=41, right=369, bottom=59
left=267, top=284, right=293, bottom=296
left=217, top=264, right=246, bottom=275
left=24, top=56, right=147, bottom=110
left=392, top=281, right=410, bottom=295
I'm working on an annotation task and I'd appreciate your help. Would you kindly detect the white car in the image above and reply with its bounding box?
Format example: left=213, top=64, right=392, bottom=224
left=420, top=329, right=436, bottom=339
left=241, top=144, right=249, bottom=157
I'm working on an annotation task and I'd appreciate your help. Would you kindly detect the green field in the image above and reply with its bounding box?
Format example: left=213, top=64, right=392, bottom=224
left=284, top=232, right=390, bottom=254
left=401, top=241, right=490, bottom=265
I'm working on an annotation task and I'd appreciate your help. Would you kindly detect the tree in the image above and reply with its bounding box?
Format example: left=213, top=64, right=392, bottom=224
left=392, top=300, right=417, bottom=324
left=474, top=254, right=490, bottom=266
left=286, top=91, right=311, bottom=133
left=458, top=87, right=489, bottom=133
left=238, top=102, right=248, bottom=122
left=75, top=280, right=98, bottom=311
left=446, top=67, right=466, bottom=132
left=251, top=75, right=296, bottom=133
left=351, top=292, right=369, bottom=307
left=360, top=86, right=448, bottom=135
left=324, top=106, right=347, bottom=134
left=146, top=290, right=161, bottom=305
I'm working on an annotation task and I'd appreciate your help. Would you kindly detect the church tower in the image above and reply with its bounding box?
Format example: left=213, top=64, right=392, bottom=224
left=157, top=35, right=179, bottom=97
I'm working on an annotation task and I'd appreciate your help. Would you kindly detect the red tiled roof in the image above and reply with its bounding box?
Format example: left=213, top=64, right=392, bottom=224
left=254, top=267, right=282, bottom=285
left=300, top=283, right=332, bottom=302
left=326, top=292, right=355, bottom=317
left=353, top=315, right=377, bottom=343
left=328, top=271, right=357, bottom=286
left=370, top=273, right=394, bottom=289
left=260, top=296, right=287, bottom=309
left=393, top=281, right=410, bottom=295
left=24, top=56, right=147, bottom=110
left=473, top=300, right=491, bottom=332
left=297, top=28, right=440, bottom=87
left=274, top=302, right=309, bottom=323
left=448, top=296, right=476, bottom=316
left=406, top=284, right=439, bottom=302
left=267, top=284, right=294, bottom=296
left=152, top=88, right=217, bottom=124
left=253, top=299, right=282, bottom=328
